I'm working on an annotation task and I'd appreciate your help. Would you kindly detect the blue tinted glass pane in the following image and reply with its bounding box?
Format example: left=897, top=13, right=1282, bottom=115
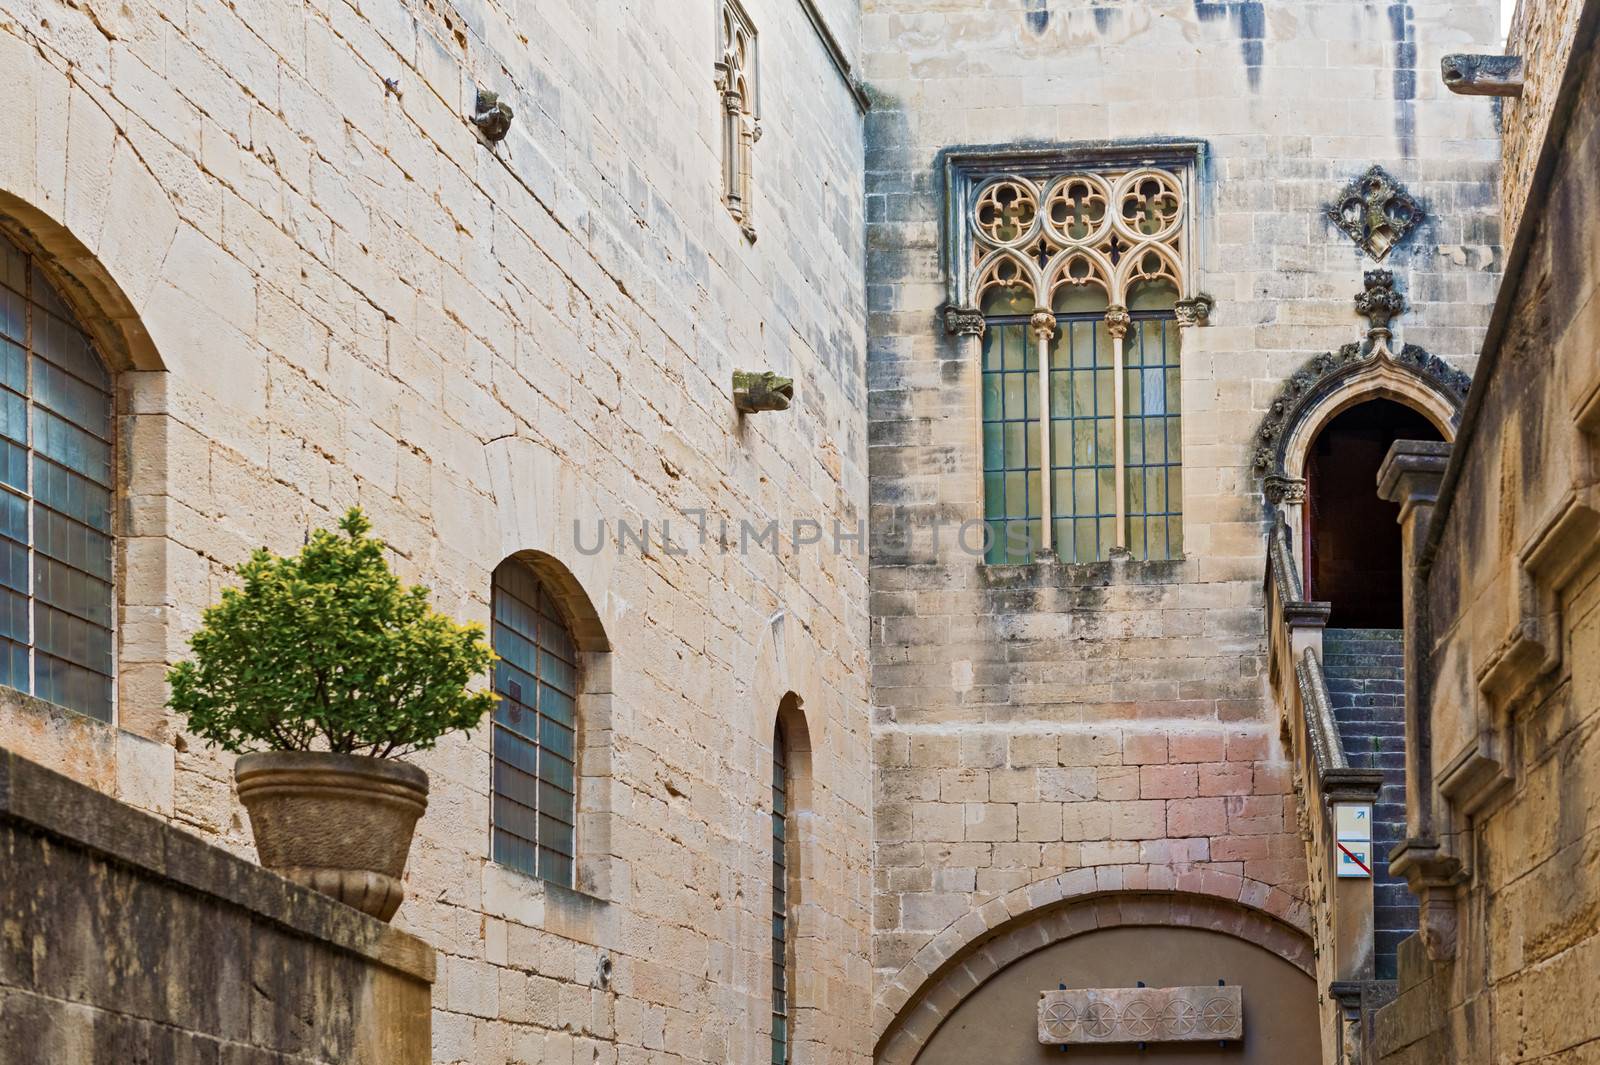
left=32, top=356, right=111, bottom=440
left=33, top=509, right=111, bottom=582
left=0, top=339, right=24, bottom=393
left=32, top=408, right=112, bottom=488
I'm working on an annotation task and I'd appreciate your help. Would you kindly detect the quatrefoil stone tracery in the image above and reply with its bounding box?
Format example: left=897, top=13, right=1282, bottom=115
left=971, top=167, right=1186, bottom=308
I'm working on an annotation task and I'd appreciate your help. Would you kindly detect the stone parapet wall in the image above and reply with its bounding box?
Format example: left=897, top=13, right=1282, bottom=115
left=0, top=744, right=436, bottom=1064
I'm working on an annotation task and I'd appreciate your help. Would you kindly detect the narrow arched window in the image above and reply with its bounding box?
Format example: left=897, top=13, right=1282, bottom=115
left=490, top=559, right=577, bottom=886
left=771, top=720, right=792, bottom=1065
left=0, top=233, right=115, bottom=721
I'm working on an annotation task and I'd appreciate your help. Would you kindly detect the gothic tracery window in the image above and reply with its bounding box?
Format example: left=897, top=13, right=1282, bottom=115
left=969, top=165, right=1199, bottom=564
left=716, top=0, right=759, bottom=240
left=0, top=232, right=116, bottom=721
left=490, top=559, right=578, bottom=886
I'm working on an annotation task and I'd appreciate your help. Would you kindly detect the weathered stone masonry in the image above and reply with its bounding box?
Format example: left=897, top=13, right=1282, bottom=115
left=0, top=0, right=876, bottom=1063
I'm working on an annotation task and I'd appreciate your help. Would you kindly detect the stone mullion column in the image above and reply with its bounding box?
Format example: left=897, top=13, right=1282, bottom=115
left=1377, top=438, right=1462, bottom=961
left=1105, top=306, right=1130, bottom=554
left=1029, top=310, right=1058, bottom=557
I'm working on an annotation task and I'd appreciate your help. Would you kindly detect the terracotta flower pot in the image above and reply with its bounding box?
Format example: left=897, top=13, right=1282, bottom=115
left=234, top=751, right=429, bottom=922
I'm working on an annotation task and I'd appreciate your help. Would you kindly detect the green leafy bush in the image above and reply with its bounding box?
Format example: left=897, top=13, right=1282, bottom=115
left=168, top=509, right=497, bottom=757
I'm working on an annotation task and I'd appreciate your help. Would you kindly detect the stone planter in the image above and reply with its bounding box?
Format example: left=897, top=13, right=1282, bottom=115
left=234, top=751, right=429, bottom=922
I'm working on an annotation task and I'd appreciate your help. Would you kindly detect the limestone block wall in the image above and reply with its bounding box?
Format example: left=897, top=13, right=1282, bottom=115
left=1376, top=12, right=1600, bottom=1062
left=0, top=1, right=873, bottom=1063
left=860, top=0, right=1504, bottom=1029
left=1500, top=0, right=1586, bottom=239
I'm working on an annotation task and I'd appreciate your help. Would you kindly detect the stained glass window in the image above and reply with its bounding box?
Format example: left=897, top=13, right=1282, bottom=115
left=0, top=233, right=115, bottom=721
left=491, top=560, right=578, bottom=886
left=771, top=721, right=791, bottom=1065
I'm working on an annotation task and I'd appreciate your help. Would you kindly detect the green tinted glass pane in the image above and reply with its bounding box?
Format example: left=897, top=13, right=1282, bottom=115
left=982, top=374, right=1001, bottom=419
left=983, top=425, right=1003, bottom=472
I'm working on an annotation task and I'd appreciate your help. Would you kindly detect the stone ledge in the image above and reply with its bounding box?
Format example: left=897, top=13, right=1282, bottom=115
left=0, top=745, right=435, bottom=985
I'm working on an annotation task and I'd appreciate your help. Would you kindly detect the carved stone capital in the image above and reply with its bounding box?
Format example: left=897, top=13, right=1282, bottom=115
left=1174, top=293, right=1213, bottom=327
left=1264, top=474, right=1306, bottom=505
left=1029, top=310, right=1058, bottom=341
left=943, top=306, right=986, bottom=337
left=1441, top=53, right=1525, bottom=96
left=1103, top=305, right=1130, bottom=339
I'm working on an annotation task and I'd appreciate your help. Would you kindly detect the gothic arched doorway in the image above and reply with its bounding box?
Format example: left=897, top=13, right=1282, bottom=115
left=1304, top=398, right=1444, bottom=627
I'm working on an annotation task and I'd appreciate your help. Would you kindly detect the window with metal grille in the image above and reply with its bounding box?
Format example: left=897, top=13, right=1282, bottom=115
left=0, top=233, right=115, bottom=721
left=490, top=559, right=578, bottom=886
left=771, top=721, right=791, bottom=1065
left=982, top=306, right=1181, bottom=563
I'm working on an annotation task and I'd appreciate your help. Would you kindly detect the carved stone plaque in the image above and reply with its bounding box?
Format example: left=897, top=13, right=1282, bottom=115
left=1037, top=985, right=1243, bottom=1044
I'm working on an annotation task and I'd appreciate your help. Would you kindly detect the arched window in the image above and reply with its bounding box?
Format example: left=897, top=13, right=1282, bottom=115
left=771, top=718, right=792, bottom=1065
left=0, top=233, right=115, bottom=721
left=490, top=558, right=578, bottom=886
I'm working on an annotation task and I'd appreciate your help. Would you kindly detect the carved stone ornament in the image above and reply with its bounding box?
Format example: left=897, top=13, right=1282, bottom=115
left=471, top=90, right=514, bottom=143
left=1354, top=268, right=1406, bottom=334
left=1028, top=309, right=1058, bottom=341
left=1252, top=272, right=1470, bottom=481
left=1441, top=53, right=1525, bottom=97
left=1174, top=292, right=1213, bottom=327
left=1103, top=305, right=1131, bottom=340
left=968, top=165, right=1189, bottom=309
left=943, top=306, right=986, bottom=337
left=1038, top=985, right=1242, bottom=1045
left=1326, top=165, right=1425, bottom=261
left=732, top=370, right=794, bottom=413
left=1263, top=475, right=1306, bottom=505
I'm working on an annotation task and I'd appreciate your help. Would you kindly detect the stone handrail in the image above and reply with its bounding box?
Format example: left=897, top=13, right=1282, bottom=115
left=1264, top=513, right=1385, bottom=1064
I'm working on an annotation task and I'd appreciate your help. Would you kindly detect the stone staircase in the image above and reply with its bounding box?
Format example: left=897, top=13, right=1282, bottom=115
left=1322, top=628, right=1415, bottom=980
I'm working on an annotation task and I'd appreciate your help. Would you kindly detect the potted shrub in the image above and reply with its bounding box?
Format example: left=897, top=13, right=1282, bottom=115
left=168, top=509, right=496, bottom=921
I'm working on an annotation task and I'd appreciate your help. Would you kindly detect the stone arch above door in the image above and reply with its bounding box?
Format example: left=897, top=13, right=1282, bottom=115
left=875, top=890, right=1315, bottom=1065
left=1253, top=271, right=1469, bottom=508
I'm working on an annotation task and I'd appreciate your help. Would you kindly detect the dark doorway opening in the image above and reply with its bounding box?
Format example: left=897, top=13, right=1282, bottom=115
left=1305, top=399, right=1444, bottom=628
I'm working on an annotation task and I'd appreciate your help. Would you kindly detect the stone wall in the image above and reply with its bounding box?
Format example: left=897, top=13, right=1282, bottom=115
left=1375, top=2, right=1600, bottom=1061
left=1500, top=0, right=1587, bottom=239
left=0, top=744, right=436, bottom=1064
left=0, top=1, right=875, bottom=1063
left=860, top=0, right=1504, bottom=1035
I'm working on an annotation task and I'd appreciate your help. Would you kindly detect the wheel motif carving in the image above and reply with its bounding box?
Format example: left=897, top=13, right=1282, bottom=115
left=1121, top=999, right=1156, bottom=1038
left=1083, top=1002, right=1117, bottom=1038
left=1201, top=997, right=1237, bottom=1034
left=1159, top=999, right=1199, bottom=1037
left=1042, top=1001, right=1078, bottom=1039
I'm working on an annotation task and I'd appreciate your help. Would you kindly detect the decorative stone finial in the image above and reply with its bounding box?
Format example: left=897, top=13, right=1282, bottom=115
left=1103, top=306, right=1130, bottom=340
left=1355, top=269, right=1406, bottom=337
left=1326, top=165, right=1425, bottom=261
left=471, top=89, right=514, bottom=143
left=733, top=370, right=794, bottom=413
left=1174, top=293, right=1214, bottom=328
left=943, top=306, right=986, bottom=337
left=1440, top=54, right=1524, bottom=96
